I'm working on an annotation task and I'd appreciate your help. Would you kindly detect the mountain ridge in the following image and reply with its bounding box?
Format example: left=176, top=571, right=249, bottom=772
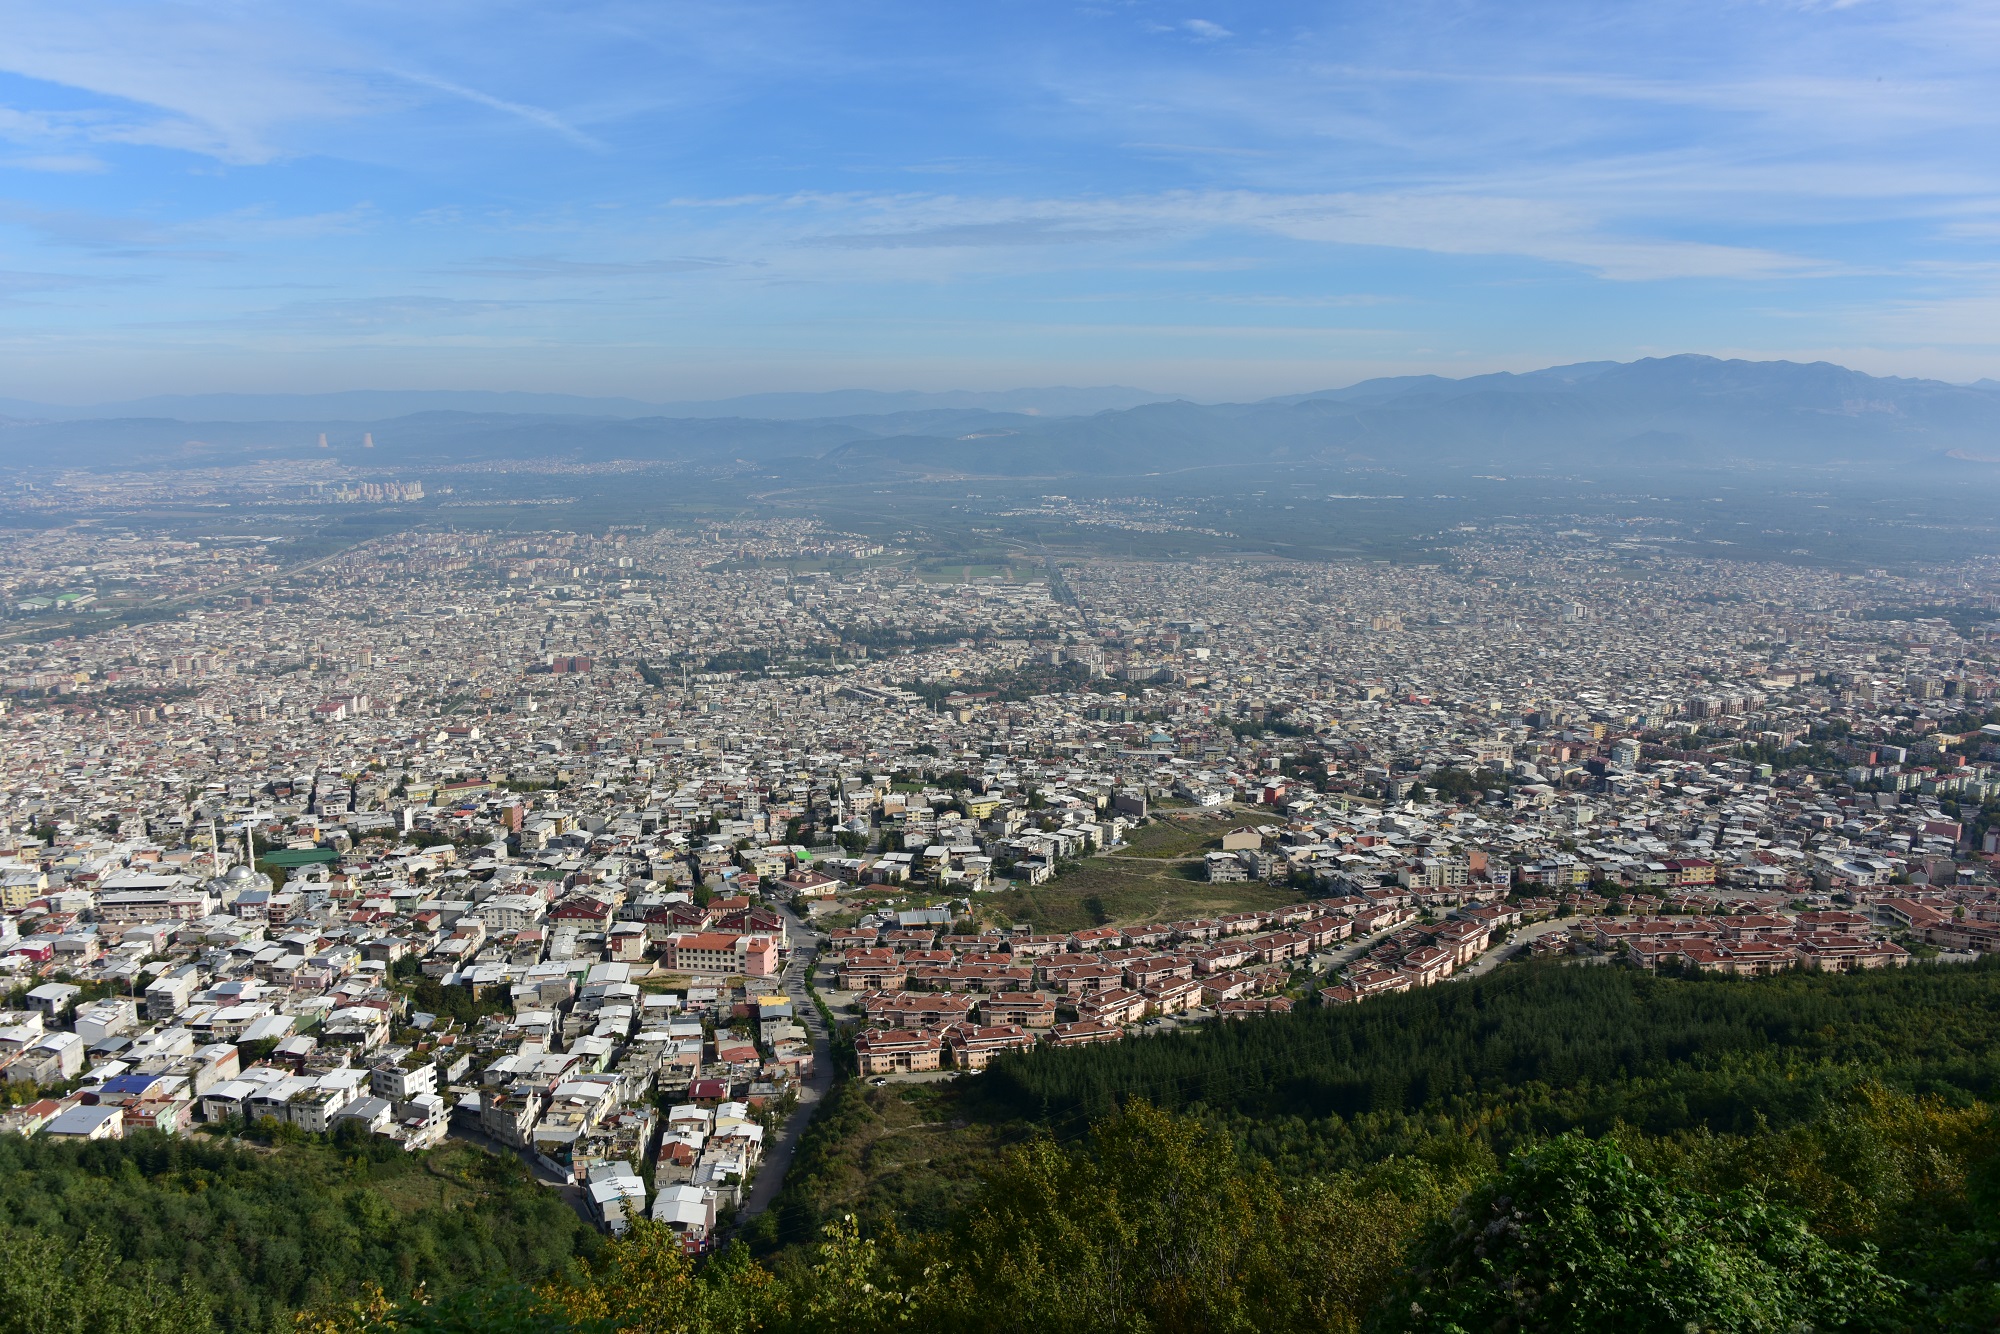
left=5, top=355, right=1999, bottom=478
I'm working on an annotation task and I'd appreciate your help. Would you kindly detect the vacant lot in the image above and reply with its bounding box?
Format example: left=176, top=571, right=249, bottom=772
left=1115, top=808, right=1283, bottom=860
left=1118, top=819, right=1222, bottom=860
left=981, top=857, right=1296, bottom=932
left=910, top=562, right=1040, bottom=584
left=746, top=1080, right=1006, bottom=1253
left=368, top=1141, right=514, bottom=1214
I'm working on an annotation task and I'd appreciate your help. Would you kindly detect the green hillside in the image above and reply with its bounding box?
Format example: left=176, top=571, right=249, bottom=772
left=11, top=960, right=2000, bottom=1333
left=0, top=1130, right=595, bottom=1334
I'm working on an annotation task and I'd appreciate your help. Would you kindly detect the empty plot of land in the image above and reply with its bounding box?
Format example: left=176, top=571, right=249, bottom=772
left=982, top=858, right=1295, bottom=933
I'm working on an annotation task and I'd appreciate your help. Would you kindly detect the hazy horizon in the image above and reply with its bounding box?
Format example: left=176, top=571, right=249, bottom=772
left=5, top=353, right=1999, bottom=421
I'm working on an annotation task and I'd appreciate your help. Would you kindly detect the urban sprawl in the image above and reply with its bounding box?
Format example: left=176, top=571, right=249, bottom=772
left=4, top=517, right=2000, bottom=1250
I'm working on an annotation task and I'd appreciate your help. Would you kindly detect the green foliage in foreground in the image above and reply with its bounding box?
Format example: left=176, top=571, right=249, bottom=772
left=9, top=961, right=2000, bottom=1334
left=1389, top=1136, right=1898, bottom=1334
left=0, top=1127, right=595, bottom=1334
left=981, top=956, right=2000, bottom=1121
left=10, top=1110, right=1999, bottom=1333
left=738, top=960, right=2000, bottom=1332
left=299, top=1096, right=1995, bottom=1334
left=0, top=1225, right=212, bottom=1334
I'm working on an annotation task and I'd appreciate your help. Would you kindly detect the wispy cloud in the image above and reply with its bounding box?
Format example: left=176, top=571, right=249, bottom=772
left=0, top=268, right=95, bottom=294
left=1209, top=293, right=1400, bottom=307
left=385, top=69, right=605, bottom=151
left=0, top=154, right=106, bottom=173
left=0, top=199, right=191, bottom=254
left=456, top=254, right=737, bottom=278
left=0, top=197, right=389, bottom=259
left=779, top=188, right=1817, bottom=280
left=807, top=218, right=1157, bottom=249
left=177, top=294, right=531, bottom=334
left=216, top=205, right=380, bottom=240
left=0, top=3, right=379, bottom=163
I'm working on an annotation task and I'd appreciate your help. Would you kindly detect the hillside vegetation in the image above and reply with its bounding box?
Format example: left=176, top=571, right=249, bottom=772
left=13, top=960, right=2000, bottom=1333
left=975, top=957, right=2000, bottom=1171
left=0, top=1130, right=595, bottom=1334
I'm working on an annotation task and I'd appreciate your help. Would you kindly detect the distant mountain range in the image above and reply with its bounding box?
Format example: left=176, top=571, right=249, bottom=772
left=4, top=357, right=1999, bottom=478
left=826, top=356, right=2000, bottom=478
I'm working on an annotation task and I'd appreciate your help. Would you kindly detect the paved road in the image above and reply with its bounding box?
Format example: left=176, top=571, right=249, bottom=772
left=1313, top=921, right=1416, bottom=974
left=1314, top=917, right=1572, bottom=989
left=1452, top=918, right=1571, bottom=980
left=732, top=905, right=835, bottom=1227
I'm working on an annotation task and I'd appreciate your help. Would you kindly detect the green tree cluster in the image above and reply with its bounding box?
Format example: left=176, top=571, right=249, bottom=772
left=1388, top=1134, right=1896, bottom=1334
left=308, top=1091, right=1998, bottom=1334
left=0, top=1130, right=594, bottom=1334
left=401, top=974, right=514, bottom=1026
left=974, top=959, right=2000, bottom=1166
left=0, top=1224, right=211, bottom=1334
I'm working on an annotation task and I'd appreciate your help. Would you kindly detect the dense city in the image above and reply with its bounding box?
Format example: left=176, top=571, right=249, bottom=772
left=3, top=516, right=2000, bottom=1251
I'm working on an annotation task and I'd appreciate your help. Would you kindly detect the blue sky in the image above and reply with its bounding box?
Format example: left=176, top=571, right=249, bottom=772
left=0, top=0, right=1996, bottom=402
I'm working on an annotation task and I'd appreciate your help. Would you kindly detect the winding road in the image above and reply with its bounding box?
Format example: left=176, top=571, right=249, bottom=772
left=730, top=904, right=835, bottom=1228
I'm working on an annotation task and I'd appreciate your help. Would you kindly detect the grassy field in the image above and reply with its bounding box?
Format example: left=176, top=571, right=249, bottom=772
left=1118, top=818, right=1224, bottom=860
left=366, top=1141, right=517, bottom=1214
left=1116, top=809, right=1282, bottom=860
left=746, top=1080, right=1007, bottom=1253
left=910, top=562, right=1041, bottom=583
left=979, top=857, right=1297, bottom=933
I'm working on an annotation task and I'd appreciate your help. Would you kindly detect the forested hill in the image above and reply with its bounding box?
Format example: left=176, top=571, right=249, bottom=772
left=734, top=960, right=2000, bottom=1332
left=0, top=1133, right=594, bottom=1334
left=973, top=958, right=2000, bottom=1170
